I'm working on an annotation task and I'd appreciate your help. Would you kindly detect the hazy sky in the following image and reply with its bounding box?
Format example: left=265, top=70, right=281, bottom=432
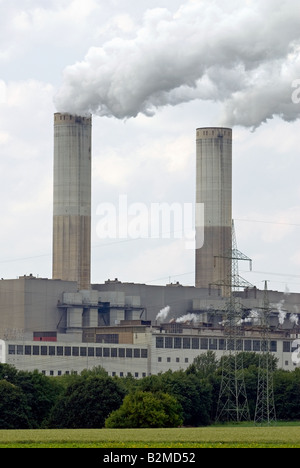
left=0, top=0, right=300, bottom=293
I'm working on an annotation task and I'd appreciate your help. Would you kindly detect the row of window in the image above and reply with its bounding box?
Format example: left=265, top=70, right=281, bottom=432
left=8, top=345, right=148, bottom=359
left=43, top=370, right=147, bottom=378
left=155, top=336, right=288, bottom=353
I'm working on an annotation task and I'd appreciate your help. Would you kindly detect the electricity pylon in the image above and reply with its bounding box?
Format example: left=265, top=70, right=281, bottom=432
left=216, top=221, right=251, bottom=422
left=216, top=296, right=250, bottom=422
left=254, top=281, right=276, bottom=425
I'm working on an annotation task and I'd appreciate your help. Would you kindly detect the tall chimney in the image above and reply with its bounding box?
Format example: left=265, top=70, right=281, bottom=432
left=52, top=113, right=92, bottom=290
left=195, top=127, right=232, bottom=293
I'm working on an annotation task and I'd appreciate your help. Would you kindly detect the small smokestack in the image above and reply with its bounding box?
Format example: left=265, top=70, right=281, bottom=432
left=195, top=127, right=232, bottom=294
left=52, top=113, right=92, bottom=290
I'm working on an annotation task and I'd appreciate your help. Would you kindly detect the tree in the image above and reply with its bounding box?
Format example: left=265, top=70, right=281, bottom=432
left=0, top=380, right=30, bottom=429
left=138, top=370, right=212, bottom=426
left=187, top=351, right=218, bottom=379
left=47, top=374, right=125, bottom=428
left=105, top=390, right=183, bottom=428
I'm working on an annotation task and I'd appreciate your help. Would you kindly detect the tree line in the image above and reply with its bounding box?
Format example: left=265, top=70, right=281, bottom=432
left=1, top=352, right=300, bottom=429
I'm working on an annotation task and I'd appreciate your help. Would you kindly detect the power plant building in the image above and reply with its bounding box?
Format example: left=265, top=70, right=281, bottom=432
left=0, top=116, right=300, bottom=377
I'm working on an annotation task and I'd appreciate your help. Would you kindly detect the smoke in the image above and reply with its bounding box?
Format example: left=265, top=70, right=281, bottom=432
left=156, top=305, right=170, bottom=322
left=55, top=0, right=300, bottom=128
left=176, top=313, right=200, bottom=323
left=290, top=314, right=299, bottom=326
left=273, top=299, right=287, bottom=325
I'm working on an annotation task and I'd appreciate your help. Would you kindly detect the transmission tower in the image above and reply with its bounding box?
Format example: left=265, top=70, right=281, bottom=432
left=254, top=281, right=276, bottom=425
left=216, top=221, right=251, bottom=422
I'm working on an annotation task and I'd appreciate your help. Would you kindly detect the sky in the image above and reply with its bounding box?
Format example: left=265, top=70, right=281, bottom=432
left=0, top=0, right=300, bottom=293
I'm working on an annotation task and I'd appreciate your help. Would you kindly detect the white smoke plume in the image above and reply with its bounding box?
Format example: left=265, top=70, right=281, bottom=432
left=272, top=299, right=287, bottom=325
left=290, top=314, right=299, bottom=326
left=176, top=313, right=200, bottom=323
left=156, top=305, right=170, bottom=322
left=55, top=0, right=300, bottom=128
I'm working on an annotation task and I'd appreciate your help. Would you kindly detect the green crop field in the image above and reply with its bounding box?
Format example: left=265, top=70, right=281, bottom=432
left=1, top=425, right=300, bottom=448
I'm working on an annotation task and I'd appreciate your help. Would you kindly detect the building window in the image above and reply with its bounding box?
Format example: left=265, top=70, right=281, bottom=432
left=8, top=345, right=15, bottom=355
left=158, top=357, right=162, bottom=362
left=65, top=347, right=71, bottom=356
left=192, top=338, right=199, bottom=349
left=57, top=347, right=63, bottom=356
left=176, top=357, right=180, bottom=363
left=126, top=348, right=132, bottom=358
left=72, top=347, right=79, bottom=356
left=96, top=334, right=119, bottom=344
left=156, top=337, right=164, bottom=348
left=174, top=337, right=182, bottom=349
left=88, top=348, right=94, bottom=357
left=200, top=338, right=208, bottom=350
left=209, top=339, right=217, bottom=350
left=283, top=341, right=291, bottom=353
left=167, top=357, right=171, bottom=363
left=141, top=349, right=148, bottom=358
left=183, top=338, right=190, bottom=349
left=244, top=340, right=252, bottom=351
left=103, top=348, right=110, bottom=357
left=253, top=340, right=261, bottom=352
left=165, top=337, right=173, bottom=349
left=25, top=346, right=31, bottom=355
left=80, top=347, right=87, bottom=357
left=236, top=340, right=243, bottom=352
left=96, top=348, right=102, bottom=357
left=219, top=339, right=225, bottom=350
left=119, top=348, right=125, bottom=358
left=134, top=349, right=140, bottom=358
left=33, top=346, right=39, bottom=356
left=270, top=341, right=277, bottom=353
left=111, top=348, right=117, bottom=358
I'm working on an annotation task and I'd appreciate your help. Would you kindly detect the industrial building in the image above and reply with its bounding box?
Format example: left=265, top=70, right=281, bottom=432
left=0, top=115, right=299, bottom=377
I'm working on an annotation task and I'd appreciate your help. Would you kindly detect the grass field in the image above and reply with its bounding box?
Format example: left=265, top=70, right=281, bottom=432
left=1, top=425, right=300, bottom=448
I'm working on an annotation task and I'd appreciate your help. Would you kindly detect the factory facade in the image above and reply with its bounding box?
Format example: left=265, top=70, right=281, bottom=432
left=0, top=275, right=300, bottom=375
left=1, top=316, right=299, bottom=377
left=1, top=116, right=300, bottom=377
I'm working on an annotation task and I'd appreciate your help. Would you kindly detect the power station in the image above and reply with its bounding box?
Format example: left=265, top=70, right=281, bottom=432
left=0, top=115, right=300, bottom=379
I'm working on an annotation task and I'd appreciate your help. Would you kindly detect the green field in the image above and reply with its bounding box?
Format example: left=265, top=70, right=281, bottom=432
left=1, top=425, right=300, bottom=448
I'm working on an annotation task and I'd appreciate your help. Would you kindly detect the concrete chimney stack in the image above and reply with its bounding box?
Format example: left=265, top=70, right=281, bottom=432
left=52, top=113, right=92, bottom=290
left=195, top=127, right=232, bottom=293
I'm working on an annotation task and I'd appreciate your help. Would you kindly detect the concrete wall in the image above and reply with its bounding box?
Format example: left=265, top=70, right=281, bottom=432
left=195, top=128, right=232, bottom=293
left=52, top=113, right=92, bottom=290
left=93, top=281, right=223, bottom=323
left=0, top=277, right=77, bottom=338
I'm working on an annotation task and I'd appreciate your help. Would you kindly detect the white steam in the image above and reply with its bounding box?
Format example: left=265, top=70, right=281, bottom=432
left=273, top=299, right=287, bottom=325
left=156, top=306, right=170, bottom=322
left=55, top=0, right=300, bottom=128
left=290, top=314, right=299, bottom=326
left=176, top=313, right=200, bottom=323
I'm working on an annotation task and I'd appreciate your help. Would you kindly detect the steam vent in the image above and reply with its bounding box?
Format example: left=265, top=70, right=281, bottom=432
left=52, top=113, right=92, bottom=290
